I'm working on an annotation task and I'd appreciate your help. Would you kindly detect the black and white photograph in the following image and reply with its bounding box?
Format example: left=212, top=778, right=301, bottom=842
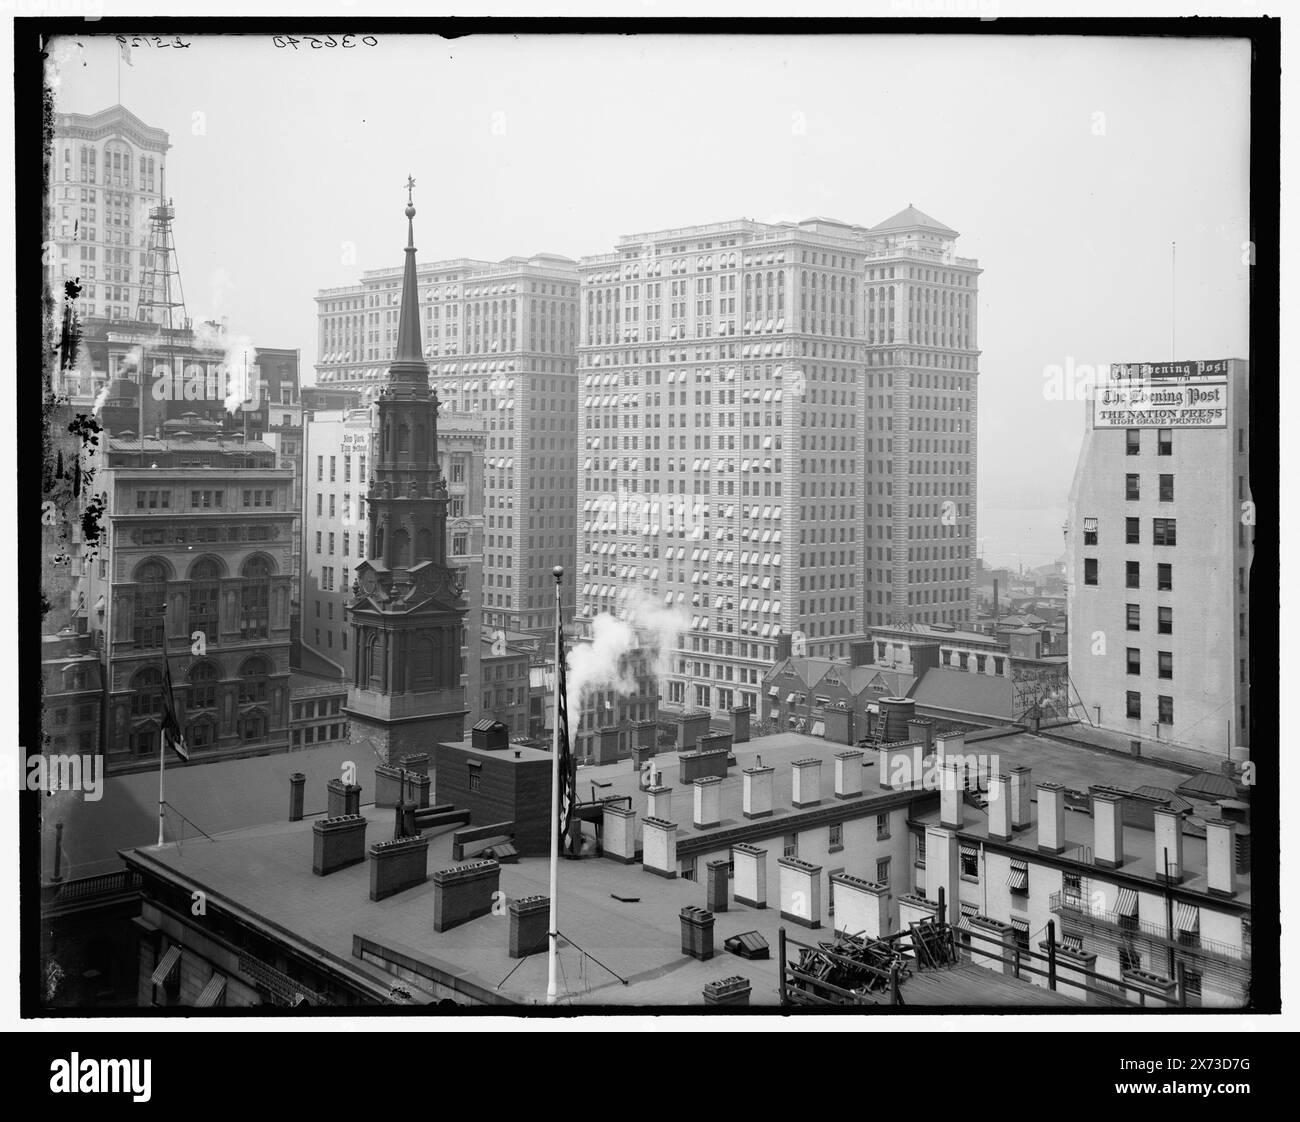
left=10, top=1, right=1288, bottom=1075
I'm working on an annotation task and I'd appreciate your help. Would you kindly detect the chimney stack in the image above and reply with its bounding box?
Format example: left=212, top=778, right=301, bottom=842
left=1154, top=808, right=1184, bottom=885
left=1092, top=791, right=1125, bottom=869
left=1205, top=818, right=1237, bottom=897
left=1010, top=766, right=1032, bottom=831
left=1037, top=782, right=1065, bottom=854
left=939, top=760, right=963, bottom=829
left=742, top=764, right=774, bottom=819
left=834, top=749, right=864, bottom=799
left=987, top=773, right=1011, bottom=840
left=693, top=776, right=722, bottom=830
left=791, top=758, right=822, bottom=808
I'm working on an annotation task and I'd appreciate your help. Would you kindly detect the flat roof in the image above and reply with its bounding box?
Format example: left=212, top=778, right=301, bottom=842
left=125, top=802, right=1073, bottom=1008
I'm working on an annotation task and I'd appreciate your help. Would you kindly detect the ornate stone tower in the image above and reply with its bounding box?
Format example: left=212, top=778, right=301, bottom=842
left=345, top=181, right=469, bottom=764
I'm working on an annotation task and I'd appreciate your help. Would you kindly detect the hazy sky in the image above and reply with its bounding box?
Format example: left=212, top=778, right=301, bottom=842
left=46, top=32, right=1250, bottom=567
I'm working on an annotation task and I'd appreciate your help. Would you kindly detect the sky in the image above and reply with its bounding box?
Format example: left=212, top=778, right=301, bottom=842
left=45, top=32, right=1251, bottom=569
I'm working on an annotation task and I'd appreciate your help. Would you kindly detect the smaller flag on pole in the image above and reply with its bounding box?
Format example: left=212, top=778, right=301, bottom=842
left=555, top=627, right=574, bottom=839
left=119, top=40, right=134, bottom=67
left=160, top=658, right=189, bottom=763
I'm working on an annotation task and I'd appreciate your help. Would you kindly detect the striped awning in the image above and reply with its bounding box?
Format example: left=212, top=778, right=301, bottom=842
left=810, top=721, right=826, bottom=738
left=195, top=973, right=227, bottom=1008
left=1175, top=903, right=1200, bottom=933
left=960, top=844, right=979, bottom=861
left=1005, top=863, right=1029, bottom=892
left=149, top=944, right=181, bottom=987
left=957, top=904, right=977, bottom=932
left=1062, top=934, right=1084, bottom=953
left=1010, top=918, right=1030, bottom=936
left=1114, top=887, right=1139, bottom=917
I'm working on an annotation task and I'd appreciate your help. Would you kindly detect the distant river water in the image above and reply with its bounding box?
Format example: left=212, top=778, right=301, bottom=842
left=976, top=504, right=1069, bottom=571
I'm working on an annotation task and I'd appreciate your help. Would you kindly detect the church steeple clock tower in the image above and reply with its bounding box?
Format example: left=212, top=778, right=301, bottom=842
left=344, top=180, right=469, bottom=764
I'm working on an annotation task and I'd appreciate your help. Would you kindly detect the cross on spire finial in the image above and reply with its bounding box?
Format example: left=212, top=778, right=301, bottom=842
left=405, top=175, right=416, bottom=206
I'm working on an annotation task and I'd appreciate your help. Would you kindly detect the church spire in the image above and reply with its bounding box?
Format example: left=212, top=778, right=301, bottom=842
left=391, top=175, right=426, bottom=371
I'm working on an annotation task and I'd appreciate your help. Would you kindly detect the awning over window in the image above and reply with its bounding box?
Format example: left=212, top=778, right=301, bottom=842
left=150, top=944, right=181, bottom=987
left=957, top=904, right=977, bottom=932
left=1006, top=863, right=1029, bottom=892
left=1175, top=904, right=1200, bottom=933
left=1083, top=516, right=1098, bottom=532
left=1114, top=887, right=1139, bottom=917
left=810, top=720, right=826, bottom=737
left=1010, top=918, right=1030, bottom=936
left=769, top=686, right=780, bottom=697
left=195, top=973, right=227, bottom=1008
left=786, top=693, right=796, bottom=704
left=960, top=845, right=979, bottom=861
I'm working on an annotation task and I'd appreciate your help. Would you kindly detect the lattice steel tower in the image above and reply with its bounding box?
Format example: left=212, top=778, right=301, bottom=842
left=135, top=198, right=189, bottom=331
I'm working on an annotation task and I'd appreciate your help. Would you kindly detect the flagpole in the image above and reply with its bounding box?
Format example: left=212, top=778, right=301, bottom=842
left=156, top=725, right=165, bottom=847
left=546, top=566, right=563, bottom=1004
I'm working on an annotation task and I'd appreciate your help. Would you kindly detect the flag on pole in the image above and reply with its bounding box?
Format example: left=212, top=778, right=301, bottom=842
left=119, top=40, right=134, bottom=66
left=160, top=658, right=189, bottom=763
left=555, top=624, right=574, bottom=839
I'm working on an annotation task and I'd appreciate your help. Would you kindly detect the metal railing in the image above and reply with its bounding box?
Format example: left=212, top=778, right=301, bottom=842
left=1049, top=892, right=1248, bottom=963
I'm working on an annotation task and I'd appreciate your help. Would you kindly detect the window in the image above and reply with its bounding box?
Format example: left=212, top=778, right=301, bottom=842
left=1126, top=691, right=1141, bottom=719
left=1083, top=518, right=1098, bottom=546
left=1153, top=518, right=1177, bottom=546
left=315, top=532, right=322, bottom=554
left=1126, top=603, right=1140, bottom=631
left=1157, top=428, right=1172, bottom=455
left=1084, top=558, right=1098, bottom=586
left=1158, top=695, right=1174, bottom=724
left=239, top=556, right=272, bottom=640
left=1125, top=428, right=1140, bottom=456
left=782, top=833, right=797, bottom=858
left=1157, top=606, right=1172, bottom=635
left=238, top=657, right=269, bottom=703
left=1126, top=648, right=1141, bottom=675
left=468, top=768, right=481, bottom=791
left=1126, top=561, right=1140, bottom=589
left=133, top=560, right=168, bottom=649
left=914, top=833, right=926, bottom=867
left=959, top=846, right=979, bottom=880
left=876, top=812, right=890, bottom=841
left=1119, top=942, right=1142, bottom=972
left=1062, top=871, right=1082, bottom=907
left=1008, top=860, right=1029, bottom=896
left=1125, top=517, right=1139, bottom=544
left=1157, top=563, right=1172, bottom=591
left=1158, top=651, right=1173, bottom=680
left=1158, top=474, right=1174, bottom=502
left=828, top=823, right=843, bottom=850
left=1125, top=474, right=1140, bottom=501
left=875, top=857, right=891, bottom=886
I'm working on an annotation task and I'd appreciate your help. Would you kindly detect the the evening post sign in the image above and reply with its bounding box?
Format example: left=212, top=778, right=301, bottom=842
left=1093, top=359, right=1229, bottom=429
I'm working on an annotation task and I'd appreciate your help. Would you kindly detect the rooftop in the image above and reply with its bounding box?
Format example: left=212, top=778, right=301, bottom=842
left=870, top=204, right=958, bottom=236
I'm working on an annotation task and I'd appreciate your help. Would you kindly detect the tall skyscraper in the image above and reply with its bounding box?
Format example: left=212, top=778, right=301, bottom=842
left=344, top=189, right=469, bottom=765
left=1067, top=358, right=1251, bottom=753
left=575, top=210, right=980, bottom=724
left=316, top=253, right=579, bottom=639
left=47, top=105, right=170, bottom=323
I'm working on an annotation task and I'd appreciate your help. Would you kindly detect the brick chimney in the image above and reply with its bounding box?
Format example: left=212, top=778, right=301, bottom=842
left=1093, top=791, right=1125, bottom=869
left=1037, top=782, right=1065, bottom=854
left=1205, top=818, right=1237, bottom=897
left=693, top=776, right=722, bottom=829
left=777, top=857, right=822, bottom=929
left=742, top=764, right=774, bottom=819
left=834, top=749, right=864, bottom=799
left=1154, top=807, right=1184, bottom=885
left=987, top=773, right=1011, bottom=840
left=791, top=758, right=822, bottom=808
left=1010, top=766, right=1032, bottom=831
left=641, top=817, right=678, bottom=878
left=646, top=784, right=672, bottom=822
left=939, top=760, right=963, bottom=829
left=830, top=874, right=890, bottom=940
left=732, top=843, right=767, bottom=909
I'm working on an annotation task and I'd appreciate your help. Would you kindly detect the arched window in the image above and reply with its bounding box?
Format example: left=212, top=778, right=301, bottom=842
left=414, top=424, right=427, bottom=457
left=411, top=637, right=435, bottom=688
left=131, top=667, right=164, bottom=717
left=415, top=528, right=433, bottom=562
left=240, top=555, right=273, bottom=640
left=188, top=556, right=222, bottom=640
left=398, top=423, right=410, bottom=454
left=238, top=656, right=269, bottom=704
left=366, top=635, right=383, bottom=689
left=188, top=661, right=219, bottom=710
left=133, top=559, right=169, bottom=649
left=187, top=716, right=216, bottom=751
left=392, top=529, right=410, bottom=568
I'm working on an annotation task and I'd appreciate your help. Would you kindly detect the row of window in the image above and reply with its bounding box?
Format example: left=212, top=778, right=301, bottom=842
left=1083, top=560, right=1175, bottom=589
left=1125, top=474, right=1175, bottom=502
left=1126, top=428, right=1174, bottom=456
left=1083, top=518, right=1178, bottom=547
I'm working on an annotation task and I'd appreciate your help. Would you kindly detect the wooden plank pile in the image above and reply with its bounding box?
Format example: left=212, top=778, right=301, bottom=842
left=908, top=918, right=958, bottom=969
left=786, top=932, right=911, bottom=1004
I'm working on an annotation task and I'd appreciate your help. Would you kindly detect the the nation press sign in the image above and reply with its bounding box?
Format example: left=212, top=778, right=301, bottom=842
left=1093, top=360, right=1229, bottom=428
